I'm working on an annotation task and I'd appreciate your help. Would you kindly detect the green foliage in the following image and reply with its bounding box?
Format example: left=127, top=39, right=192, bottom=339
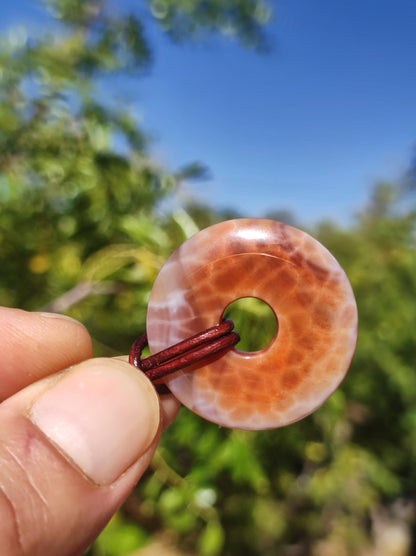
left=93, top=513, right=149, bottom=556
left=224, top=296, right=278, bottom=352
left=146, top=0, right=272, bottom=48
left=0, top=0, right=197, bottom=352
left=2, top=2, right=416, bottom=555
left=199, top=519, right=225, bottom=555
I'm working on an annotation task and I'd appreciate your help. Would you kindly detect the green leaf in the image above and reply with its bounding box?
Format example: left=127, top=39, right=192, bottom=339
left=198, top=520, right=225, bottom=556
left=94, top=513, right=149, bottom=555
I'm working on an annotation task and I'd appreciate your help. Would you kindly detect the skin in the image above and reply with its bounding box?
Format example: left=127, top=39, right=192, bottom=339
left=0, top=307, right=180, bottom=556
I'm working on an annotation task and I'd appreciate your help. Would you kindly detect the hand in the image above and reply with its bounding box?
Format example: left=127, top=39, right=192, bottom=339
left=0, top=307, right=180, bottom=555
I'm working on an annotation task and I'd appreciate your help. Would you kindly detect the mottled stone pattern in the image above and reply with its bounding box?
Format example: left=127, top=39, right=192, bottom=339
left=147, top=219, right=358, bottom=430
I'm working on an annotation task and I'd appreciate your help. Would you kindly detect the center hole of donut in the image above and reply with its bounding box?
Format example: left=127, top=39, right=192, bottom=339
left=223, top=297, right=278, bottom=353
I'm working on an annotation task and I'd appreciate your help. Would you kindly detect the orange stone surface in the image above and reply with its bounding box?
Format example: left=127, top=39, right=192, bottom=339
left=146, top=219, right=358, bottom=430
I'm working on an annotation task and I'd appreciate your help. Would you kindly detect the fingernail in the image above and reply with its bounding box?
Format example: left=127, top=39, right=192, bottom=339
left=28, top=359, right=160, bottom=485
left=38, top=312, right=84, bottom=326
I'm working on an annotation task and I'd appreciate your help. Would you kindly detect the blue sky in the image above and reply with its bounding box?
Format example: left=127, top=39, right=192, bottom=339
left=2, top=1, right=416, bottom=225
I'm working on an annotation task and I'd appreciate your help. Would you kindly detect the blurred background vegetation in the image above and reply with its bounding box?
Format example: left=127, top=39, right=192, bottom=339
left=1, top=1, right=416, bottom=554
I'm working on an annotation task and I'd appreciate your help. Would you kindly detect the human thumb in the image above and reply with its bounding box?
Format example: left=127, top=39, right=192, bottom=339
left=0, top=358, right=161, bottom=555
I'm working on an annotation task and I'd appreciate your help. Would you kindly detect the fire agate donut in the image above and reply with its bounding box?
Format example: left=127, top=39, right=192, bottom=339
left=146, top=219, right=358, bottom=430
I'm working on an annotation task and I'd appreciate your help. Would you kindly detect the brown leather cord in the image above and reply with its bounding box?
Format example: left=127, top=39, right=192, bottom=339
left=129, top=320, right=240, bottom=393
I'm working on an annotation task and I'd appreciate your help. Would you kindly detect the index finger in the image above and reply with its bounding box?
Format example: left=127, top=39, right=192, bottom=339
left=0, top=307, right=93, bottom=401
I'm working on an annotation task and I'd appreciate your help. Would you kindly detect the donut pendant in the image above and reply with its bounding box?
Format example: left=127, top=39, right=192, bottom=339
left=145, top=218, right=358, bottom=430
